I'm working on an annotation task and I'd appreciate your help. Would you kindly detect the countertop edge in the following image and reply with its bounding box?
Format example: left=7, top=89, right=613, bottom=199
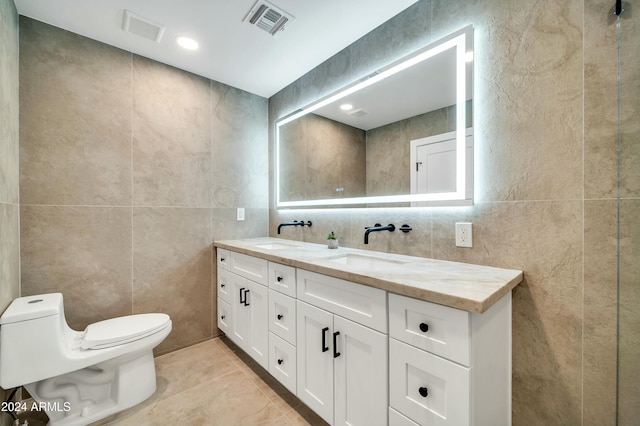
left=214, top=239, right=524, bottom=314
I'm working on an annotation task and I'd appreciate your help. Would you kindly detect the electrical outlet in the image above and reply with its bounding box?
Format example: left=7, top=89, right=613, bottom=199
left=236, top=207, right=245, bottom=221
left=455, top=222, right=473, bottom=248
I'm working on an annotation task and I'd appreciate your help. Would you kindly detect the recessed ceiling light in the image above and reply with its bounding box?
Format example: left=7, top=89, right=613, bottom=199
left=340, top=103, right=353, bottom=111
left=465, top=51, right=474, bottom=62
left=177, top=36, right=199, bottom=50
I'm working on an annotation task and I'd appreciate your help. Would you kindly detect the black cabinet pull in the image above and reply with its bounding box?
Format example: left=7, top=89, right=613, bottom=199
left=321, top=327, right=329, bottom=352
left=220, top=283, right=225, bottom=288
left=277, top=314, right=283, bottom=320
left=276, top=276, right=283, bottom=282
left=419, top=387, right=429, bottom=398
left=239, top=287, right=246, bottom=305
left=333, top=331, right=341, bottom=358
left=221, top=315, right=225, bottom=320
left=419, top=322, right=429, bottom=333
left=220, top=258, right=225, bottom=262
left=243, top=289, right=250, bottom=306
left=277, top=359, right=283, bottom=365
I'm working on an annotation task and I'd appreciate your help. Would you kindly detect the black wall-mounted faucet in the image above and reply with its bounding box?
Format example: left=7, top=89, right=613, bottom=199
left=364, top=223, right=395, bottom=244
left=277, top=220, right=312, bottom=234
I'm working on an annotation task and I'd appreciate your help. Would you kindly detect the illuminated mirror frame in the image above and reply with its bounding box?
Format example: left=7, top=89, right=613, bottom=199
left=276, top=25, right=473, bottom=208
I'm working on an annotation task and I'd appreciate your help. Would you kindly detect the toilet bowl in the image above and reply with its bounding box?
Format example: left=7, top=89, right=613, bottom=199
left=0, top=293, right=172, bottom=426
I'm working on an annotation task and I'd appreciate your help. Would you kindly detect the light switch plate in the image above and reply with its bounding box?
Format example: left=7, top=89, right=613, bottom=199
left=236, top=207, right=245, bottom=221
left=455, top=222, right=472, bottom=247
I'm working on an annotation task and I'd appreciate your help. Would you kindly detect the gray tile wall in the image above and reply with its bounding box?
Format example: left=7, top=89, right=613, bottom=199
left=269, top=0, right=639, bottom=424
left=18, top=17, right=269, bottom=354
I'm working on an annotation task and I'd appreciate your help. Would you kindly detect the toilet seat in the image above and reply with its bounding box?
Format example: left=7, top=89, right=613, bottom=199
left=81, top=313, right=170, bottom=350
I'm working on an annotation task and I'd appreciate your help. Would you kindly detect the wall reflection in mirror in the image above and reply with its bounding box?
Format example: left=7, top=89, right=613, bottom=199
left=276, top=25, right=473, bottom=208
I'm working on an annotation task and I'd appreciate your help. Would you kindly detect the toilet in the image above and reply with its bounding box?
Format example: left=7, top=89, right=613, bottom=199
left=0, top=293, right=172, bottom=426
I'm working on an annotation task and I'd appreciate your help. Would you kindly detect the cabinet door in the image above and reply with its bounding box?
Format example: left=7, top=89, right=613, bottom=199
left=246, top=280, right=269, bottom=369
left=297, top=301, right=334, bottom=424
left=334, top=316, right=388, bottom=426
left=230, top=274, right=250, bottom=350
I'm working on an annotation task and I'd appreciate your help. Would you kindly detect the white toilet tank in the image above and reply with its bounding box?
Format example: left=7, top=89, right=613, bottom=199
left=0, top=293, right=76, bottom=389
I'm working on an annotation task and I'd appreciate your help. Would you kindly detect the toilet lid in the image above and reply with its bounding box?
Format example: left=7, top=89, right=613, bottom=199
left=81, top=313, right=170, bottom=350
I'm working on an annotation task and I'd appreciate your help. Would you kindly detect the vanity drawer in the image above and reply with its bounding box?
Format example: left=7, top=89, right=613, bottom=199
left=217, top=298, right=231, bottom=335
left=268, top=262, right=296, bottom=297
left=269, top=289, right=296, bottom=345
left=389, top=407, right=419, bottom=426
left=217, top=269, right=232, bottom=304
left=217, top=248, right=230, bottom=271
left=296, top=269, right=387, bottom=333
left=389, top=339, right=469, bottom=426
left=389, top=293, right=470, bottom=366
left=230, top=252, right=268, bottom=285
left=269, top=332, right=296, bottom=395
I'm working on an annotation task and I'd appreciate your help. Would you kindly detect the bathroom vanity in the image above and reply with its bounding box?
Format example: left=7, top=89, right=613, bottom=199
left=214, top=238, right=522, bottom=426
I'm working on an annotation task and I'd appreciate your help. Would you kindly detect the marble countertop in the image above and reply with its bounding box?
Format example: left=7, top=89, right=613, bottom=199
left=214, top=237, right=523, bottom=314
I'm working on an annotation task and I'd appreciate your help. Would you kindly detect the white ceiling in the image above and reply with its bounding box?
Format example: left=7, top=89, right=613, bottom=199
left=14, top=0, right=418, bottom=98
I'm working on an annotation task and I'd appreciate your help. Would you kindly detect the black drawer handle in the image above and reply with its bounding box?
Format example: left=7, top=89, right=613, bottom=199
left=277, top=276, right=283, bottom=282
left=277, top=314, right=283, bottom=320
left=220, top=258, right=225, bottom=262
left=277, top=359, right=283, bottom=365
left=321, top=327, right=329, bottom=352
left=419, top=322, right=429, bottom=333
left=239, top=288, right=250, bottom=306
left=221, top=315, right=225, bottom=320
left=333, top=331, right=341, bottom=358
left=419, top=387, right=429, bottom=398
left=220, top=283, right=226, bottom=288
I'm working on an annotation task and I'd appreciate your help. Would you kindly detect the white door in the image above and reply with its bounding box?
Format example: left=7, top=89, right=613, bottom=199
left=230, top=273, right=250, bottom=350
left=415, top=138, right=457, bottom=194
left=334, top=316, right=388, bottom=426
left=297, top=301, right=334, bottom=424
left=246, top=279, right=269, bottom=369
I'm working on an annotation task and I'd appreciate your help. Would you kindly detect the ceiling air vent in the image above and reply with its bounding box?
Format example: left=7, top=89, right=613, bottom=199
left=243, top=0, right=294, bottom=36
left=122, top=10, right=165, bottom=43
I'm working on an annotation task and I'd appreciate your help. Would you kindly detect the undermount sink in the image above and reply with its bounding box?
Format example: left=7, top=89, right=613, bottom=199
left=254, top=242, right=299, bottom=250
left=326, top=253, right=406, bottom=271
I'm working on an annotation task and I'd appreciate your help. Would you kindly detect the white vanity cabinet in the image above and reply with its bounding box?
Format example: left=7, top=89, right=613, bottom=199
left=297, top=300, right=387, bottom=426
left=296, top=270, right=388, bottom=426
left=388, top=293, right=512, bottom=426
left=215, top=243, right=517, bottom=426
left=217, top=252, right=269, bottom=370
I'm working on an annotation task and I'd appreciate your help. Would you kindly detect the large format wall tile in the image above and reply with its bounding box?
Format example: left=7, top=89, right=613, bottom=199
left=618, top=198, right=640, bottom=423
left=457, top=0, right=583, bottom=203
left=583, top=200, right=617, bottom=426
left=132, top=208, right=212, bottom=353
left=20, top=206, right=132, bottom=330
left=211, top=81, right=268, bottom=209
left=133, top=57, right=212, bottom=208
left=0, top=0, right=19, bottom=206
left=432, top=201, right=583, bottom=425
left=19, top=19, right=132, bottom=206
left=0, top=203, right=20, bottom=313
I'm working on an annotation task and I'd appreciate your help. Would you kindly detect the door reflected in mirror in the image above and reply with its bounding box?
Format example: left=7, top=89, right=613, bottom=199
left=276, top=25, right=473, bottom=208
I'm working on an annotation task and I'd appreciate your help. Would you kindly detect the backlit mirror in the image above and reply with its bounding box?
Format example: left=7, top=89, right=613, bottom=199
left=276, top=25, right=473, bottom=208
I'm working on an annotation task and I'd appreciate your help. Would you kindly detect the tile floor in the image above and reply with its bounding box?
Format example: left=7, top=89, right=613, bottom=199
left=17, top=337, right=328, bottom=426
